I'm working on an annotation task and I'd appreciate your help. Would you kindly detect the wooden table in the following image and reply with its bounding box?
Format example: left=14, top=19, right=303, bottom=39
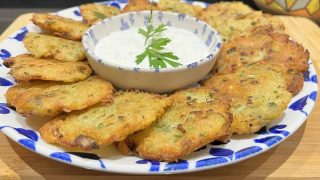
left=0, top=14, right=320, bottom=179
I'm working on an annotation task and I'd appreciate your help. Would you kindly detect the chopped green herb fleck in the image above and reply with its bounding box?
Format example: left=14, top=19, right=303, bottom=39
left=174, top=134, right=183, bottom=139
left=269, top=102, right=277, bottom=107
left=94, top=11, right=107, bottom=19
left=45, top=20, right=56, bottom=25
left=155, top=123, right=171, bottom=132
left=97, top=123, right=104, bottom=128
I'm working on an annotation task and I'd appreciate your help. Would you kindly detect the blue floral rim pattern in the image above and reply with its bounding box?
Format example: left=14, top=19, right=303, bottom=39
left=82, top=10, right=222, bottom=73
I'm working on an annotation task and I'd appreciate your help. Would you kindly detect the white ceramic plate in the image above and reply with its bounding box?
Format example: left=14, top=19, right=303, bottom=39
left=0, top=0, right=318, bottom=174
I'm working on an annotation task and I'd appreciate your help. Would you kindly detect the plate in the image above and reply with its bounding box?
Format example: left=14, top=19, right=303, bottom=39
left=0, top=0, right=318, bottom=174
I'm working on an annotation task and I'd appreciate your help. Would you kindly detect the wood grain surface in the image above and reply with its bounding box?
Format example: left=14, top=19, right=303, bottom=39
left=0, top=14, right=319, bottom=179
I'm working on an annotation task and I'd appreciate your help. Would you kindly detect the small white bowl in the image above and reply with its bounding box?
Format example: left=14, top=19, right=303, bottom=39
left=83, top=11, right=221, bottom=93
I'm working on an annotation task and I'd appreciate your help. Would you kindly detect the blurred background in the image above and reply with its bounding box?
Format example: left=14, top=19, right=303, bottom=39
left=0, top=0, right=257, bottom=33
left=0, top=0, right=319, bottom=33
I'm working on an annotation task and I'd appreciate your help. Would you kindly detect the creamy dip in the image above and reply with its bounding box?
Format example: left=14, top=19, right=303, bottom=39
left=94, top=26, right=209, bottom=68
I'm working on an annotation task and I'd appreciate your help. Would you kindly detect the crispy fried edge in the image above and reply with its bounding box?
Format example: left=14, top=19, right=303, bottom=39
left=32, top=13, right=88, bottom=41
left=6, top=76, right=114, bottom=117
left=23, top=32, right=86, bottom=62
left=3, top=54, right=92, bottom=82
left=117, top=87, right=232, bottom=161
left=214, top=25, right=309, bottom=95
left=39, top=90, right=172, bottom=150
left=122, top=0, right=158, bottom=13
left=80, top=3, right=120, bottom=25
left=205, top=62, right=293, bottom=134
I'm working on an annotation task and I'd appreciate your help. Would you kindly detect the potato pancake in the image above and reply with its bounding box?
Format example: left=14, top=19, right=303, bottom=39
left=158, top=0, right=203, bottom=17
left=117, top=87, right=232, bottom=162
left=200, top=2, right=254, bottom=19
left=23, top=32, right=86, bottom=62
left=122, top=0, right=158, bottom=13
left=204, top=62, right=292, bottom=134
left=214, top=26, right=309, bottom=94
left=5, top=76, right=113, bottom=117
left=80, top=3, right=120, bottom=26
left=32, top=13, right=88, bottom=41
left=198, top=2, right=284, bottom=41
left=39, top=91, right=172, bottom=150
left=3, top=54, right=92, bottom=82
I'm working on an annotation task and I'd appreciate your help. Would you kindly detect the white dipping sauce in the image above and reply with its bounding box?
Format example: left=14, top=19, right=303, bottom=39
left=94, top=26, right=209, bottom=68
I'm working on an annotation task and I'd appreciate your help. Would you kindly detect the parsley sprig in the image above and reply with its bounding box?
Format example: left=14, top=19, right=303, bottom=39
left=135, top=11, right=181, bottom=69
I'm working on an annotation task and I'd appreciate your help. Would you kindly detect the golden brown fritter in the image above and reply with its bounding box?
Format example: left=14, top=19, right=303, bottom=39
left=198, top=2, right=284, bottom=41
left=223, top=12, right=284, bottom=41
left=122, top=0, right=158, bottom=13
left=5, top=76, right=114, bottom=117
left=32, top=13, right=88, bottom=41
left=117, top=88, right=232, bottom=162
left=200, top=2, right=254, bottom=19
left=23, top=32, right=86, bottom=62
left=39, top=91, right=172, bottom=150
left=198, top=1, right=253, bottom=41
left=3, top=54, right=92, bottom=83
left=214, top=26, right=309, bottom=94
left=215, top=26, right=309, bottom=73
left=80, top=3, right=120, bottom=26
left=286, top=70, right=305, bottom=95
left=204, top=62, right=292, bottom=134
left=158, top=0, right=203, bottom=17
left=5, top=81, right=56, bottom=112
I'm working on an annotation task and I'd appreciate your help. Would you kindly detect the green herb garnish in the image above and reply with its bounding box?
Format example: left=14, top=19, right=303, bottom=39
left=135, top=11, right=181, bottom=69
left=94, top=11, right=107, bottom=19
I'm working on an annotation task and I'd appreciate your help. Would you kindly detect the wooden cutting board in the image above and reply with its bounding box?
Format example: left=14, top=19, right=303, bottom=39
left=0, top=14, right=319, bottom=179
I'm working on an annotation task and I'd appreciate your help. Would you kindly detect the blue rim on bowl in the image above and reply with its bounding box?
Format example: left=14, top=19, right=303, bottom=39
left=82, top=10, right=222, bottom=73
